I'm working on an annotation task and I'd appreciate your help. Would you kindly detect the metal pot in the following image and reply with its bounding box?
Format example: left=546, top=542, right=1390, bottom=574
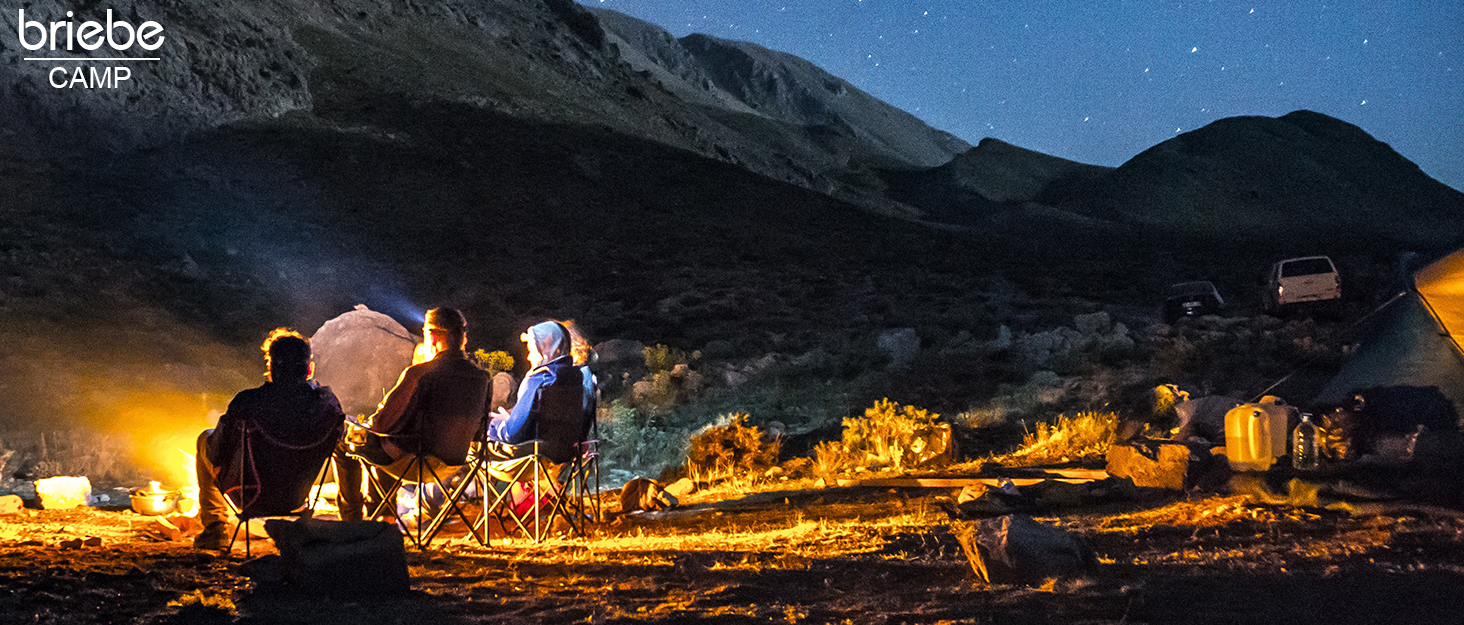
left=130, top=488, right=180, bottom=516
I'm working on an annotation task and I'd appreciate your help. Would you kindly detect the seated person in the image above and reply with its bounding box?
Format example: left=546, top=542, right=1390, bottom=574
left=487, top=321, right=590, bottom=464
left=334, top=307, right=490, bottom=522
left=194, top=328, right=346, bottom=550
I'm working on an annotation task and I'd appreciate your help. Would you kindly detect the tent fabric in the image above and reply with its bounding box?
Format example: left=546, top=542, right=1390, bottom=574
left=1415, top=247, right=1464, bottom=356
left=310, top=305, right=419, bottom=417
left=1314, top=250, right=1464, bottom=428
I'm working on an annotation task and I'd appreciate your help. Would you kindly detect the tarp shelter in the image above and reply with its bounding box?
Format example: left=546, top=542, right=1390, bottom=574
left=1315, top=248, right=1464, bottom=430
left=310, top=305, right=419, bottom=417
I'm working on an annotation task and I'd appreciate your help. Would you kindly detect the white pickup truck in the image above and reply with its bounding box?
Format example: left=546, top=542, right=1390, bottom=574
left=1263, top=256, right=1341, bottom=312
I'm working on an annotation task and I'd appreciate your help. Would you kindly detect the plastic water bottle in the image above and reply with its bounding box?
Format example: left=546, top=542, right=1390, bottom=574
left=1293, top=413, right=1320, bottom=471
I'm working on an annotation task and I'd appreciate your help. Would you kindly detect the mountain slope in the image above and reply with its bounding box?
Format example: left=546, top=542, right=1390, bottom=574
left=881, top=110, right=1464, bottom=246
left=590, top=9, right=969, bottom=170
left=1054, top=111, right=1464, bottom=245
left=0, top=0, right=965, bottom=215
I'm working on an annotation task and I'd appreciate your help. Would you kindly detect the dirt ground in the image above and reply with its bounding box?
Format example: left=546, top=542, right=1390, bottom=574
left=3, top=482, right=1464, bottom=625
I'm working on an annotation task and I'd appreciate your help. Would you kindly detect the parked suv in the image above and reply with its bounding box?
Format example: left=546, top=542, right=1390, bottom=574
left=1163, top=281, right=1225, bottom=322
left=1264, top=256, right=1341, bottom=312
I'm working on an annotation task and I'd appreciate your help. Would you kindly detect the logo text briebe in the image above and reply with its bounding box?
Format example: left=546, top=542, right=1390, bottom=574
left=16, top=8, right=165, bottom=89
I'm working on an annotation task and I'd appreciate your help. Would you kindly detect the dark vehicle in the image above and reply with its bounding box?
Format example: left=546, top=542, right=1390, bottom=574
left=1164, top=281, right=1225, bottom=322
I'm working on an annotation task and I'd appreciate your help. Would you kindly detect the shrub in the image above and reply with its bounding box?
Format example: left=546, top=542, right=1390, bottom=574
left=471, top=349, right=515, bottom=376
left=992, top=412, right=1117, bottom=466
left=596, top=400, right=688, bottom=485
left=644, top=344, right=692, bottom=374
left=684, top=413, right=778, bottom=484
left=842, top=399, right=939, bottom=470
left=630, top=344, right=705, bottom=417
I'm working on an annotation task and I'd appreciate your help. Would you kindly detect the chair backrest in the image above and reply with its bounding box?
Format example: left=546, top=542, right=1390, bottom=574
left=224, top=418, right=342, bottom=518
left=532, top=366, right=590, bottom=464
left=401, top=358, right=490, bottom=465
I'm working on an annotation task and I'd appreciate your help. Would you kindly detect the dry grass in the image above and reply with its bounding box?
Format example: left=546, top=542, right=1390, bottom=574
left=1090, top=496, right=1275, bottom=533
left=989, top=411, right=1116, bottom=467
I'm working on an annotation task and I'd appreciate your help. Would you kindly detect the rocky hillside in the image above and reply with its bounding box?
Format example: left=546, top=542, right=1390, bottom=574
left=882, top=138, right=1114, bottom=227
left=0, top=0, right=964, bottom=211
left=591, top=8, right=969, bottom=169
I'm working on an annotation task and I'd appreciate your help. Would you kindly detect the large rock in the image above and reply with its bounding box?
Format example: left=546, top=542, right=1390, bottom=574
left=1173, top=395, right=1243, bottom=444
left=264, top=519, right=410, bottom=597
left=593, top=339, right=647, bottom=366
left=310, top=305, right=418, bottom=417
left=953, top=514, right=1097, bottom=586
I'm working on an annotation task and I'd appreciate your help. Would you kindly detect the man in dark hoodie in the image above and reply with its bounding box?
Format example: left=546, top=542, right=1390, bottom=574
left=194, top=328, right=346, bottom=551
left=334, top=307, right=491, bottom=522
left=487, top=320, right=589, bottom=464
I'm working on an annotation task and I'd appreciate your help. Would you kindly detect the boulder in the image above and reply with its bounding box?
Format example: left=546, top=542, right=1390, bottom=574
left=310, top=305, right=418, bottom=417
left=1107, top=440, right=1228, bottom=491
left=0, top=494, right=22, bottom=515
left=593, top=339, right=646, bottom=366
left=264, top=519, right=410, bottom=597
left=953, top=514, right=1098, bottom=586
left=1173, top=395, right=1243, bottom=444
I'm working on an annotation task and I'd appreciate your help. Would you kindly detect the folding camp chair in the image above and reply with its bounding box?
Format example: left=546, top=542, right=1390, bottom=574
left=347, top=428, right=489, bottom=550
left=480, top=440, right=569, bottom=543
left=222, top=418, right=342, bottom=557
left=558, top=436, right=602, bottom=535
left=480, top=436, right=601, bottom=543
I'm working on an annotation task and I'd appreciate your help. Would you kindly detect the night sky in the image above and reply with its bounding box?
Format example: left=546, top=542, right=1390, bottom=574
left=591, top=1, right=1463, bottom=192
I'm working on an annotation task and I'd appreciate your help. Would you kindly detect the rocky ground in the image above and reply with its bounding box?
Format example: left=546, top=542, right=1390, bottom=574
left=3, top=477, right=1464, bottom=624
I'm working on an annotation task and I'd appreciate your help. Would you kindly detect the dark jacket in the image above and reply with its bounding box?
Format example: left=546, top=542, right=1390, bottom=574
left=369, top=349, right=490, bottom=465
left=209, top=380, right=345, bottom=512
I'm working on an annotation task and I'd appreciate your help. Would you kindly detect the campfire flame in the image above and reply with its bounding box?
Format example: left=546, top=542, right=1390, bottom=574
left=175, top=449, right=199, bottom=517
left=412, top=340, right=433, bottom=365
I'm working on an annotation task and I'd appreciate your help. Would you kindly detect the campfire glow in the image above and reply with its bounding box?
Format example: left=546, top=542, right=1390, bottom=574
left=412, top=340, right=433, bottom=365
left=34, top=476, right=92, bottom=510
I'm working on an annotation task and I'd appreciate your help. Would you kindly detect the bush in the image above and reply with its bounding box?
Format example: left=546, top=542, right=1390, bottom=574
left=842, top=399, right=939, bottom=470
left=471, top=349, right=514, bottom=376
left=630, top=344, right=705, bottom=417
left=684, top=413, right=778, bottom=484
left=596, top=400, right=687, bottom=486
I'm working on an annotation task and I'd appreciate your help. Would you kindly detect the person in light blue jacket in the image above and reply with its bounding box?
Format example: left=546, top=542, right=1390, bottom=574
left=486, top=320, right=588, bottom=464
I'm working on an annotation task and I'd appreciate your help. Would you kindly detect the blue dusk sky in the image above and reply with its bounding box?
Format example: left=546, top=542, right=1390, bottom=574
left=588, top=1, right=1463, bottom=191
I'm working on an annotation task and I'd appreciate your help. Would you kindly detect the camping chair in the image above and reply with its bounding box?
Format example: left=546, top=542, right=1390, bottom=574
left=480, top=440, right=571, bottom=543
left=221, top=418, right=342, bottom=557
left=480, top=435, right=601, bottom=543
left=346, top=426, right=490, bottom=550
left=558, top=432, right=603, bottom=534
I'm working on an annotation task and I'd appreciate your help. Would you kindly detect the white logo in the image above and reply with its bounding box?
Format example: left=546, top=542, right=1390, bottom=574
left=16, top=8, right=165, bottom=88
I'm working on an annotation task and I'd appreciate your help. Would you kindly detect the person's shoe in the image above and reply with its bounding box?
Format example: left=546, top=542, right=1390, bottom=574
left=193, top=521, right=231, bottom=551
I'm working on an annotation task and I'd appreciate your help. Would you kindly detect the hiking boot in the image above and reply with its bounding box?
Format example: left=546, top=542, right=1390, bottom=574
left=193, top=521, right=231, bottom=551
